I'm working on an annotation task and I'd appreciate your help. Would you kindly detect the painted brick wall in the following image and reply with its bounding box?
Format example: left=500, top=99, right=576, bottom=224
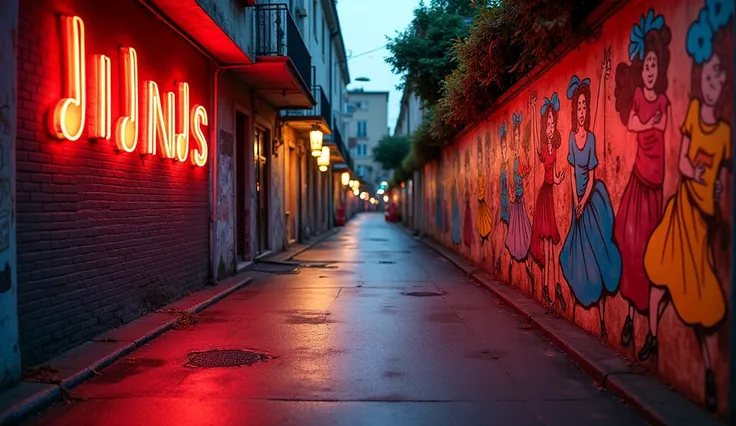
left=17, top=0, right=211, bottom=365
left=421, top=0, right=733, bottom=415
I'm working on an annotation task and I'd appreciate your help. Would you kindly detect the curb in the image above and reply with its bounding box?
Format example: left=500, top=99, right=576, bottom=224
left=259, top=228, right=341, bottom=264
left=0, top=275, right=252, bottom=425
left=405, top=227, right=724, bottom=426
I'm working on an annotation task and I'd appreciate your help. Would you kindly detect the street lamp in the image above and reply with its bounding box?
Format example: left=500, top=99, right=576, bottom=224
left=353, top=188, right=359, bottom=196
left=383, top=195, right=389, bottom=203
left=317, top=146, right=330, bottom=172
left=341, top=172, right=350, bottom=186
left=310, top=126, right=323, bottom=157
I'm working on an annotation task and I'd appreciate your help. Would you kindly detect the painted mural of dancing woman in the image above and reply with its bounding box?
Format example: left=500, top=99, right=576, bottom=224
left=476, top=135, right=493, bottom=259
left=559, top=67, right=622, bottom=340
left=451, top=150, right=462, bottom=249
left=497, top=122, right=512, bottom=280
left=505, top=112, right=535, bottom=290
left=613, top=9, right=672, bottom=348
left=462, top=149, right=474, bottom=256
left=642, top=1, right=733, bottom=412
left=529, top=92, right=566, bottom=311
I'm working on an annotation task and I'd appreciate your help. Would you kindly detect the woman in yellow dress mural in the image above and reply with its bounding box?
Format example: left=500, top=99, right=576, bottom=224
left=642, top=0, right=732, bottom=413
left=476, top=135, right=493, bottom=259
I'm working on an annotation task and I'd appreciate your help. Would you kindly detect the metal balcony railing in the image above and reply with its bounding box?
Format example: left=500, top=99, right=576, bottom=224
left=281, top=86, right=331, bottom=124
left=332, top=116, right=352, bottom=170
left=255, top=4, right=312, bottom=89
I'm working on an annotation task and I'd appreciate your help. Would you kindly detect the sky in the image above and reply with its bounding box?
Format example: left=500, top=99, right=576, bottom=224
left=336, top=0, right=420, bottom=133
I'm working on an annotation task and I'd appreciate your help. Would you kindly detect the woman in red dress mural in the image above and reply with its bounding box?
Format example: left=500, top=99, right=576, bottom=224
left=613, top=9, right=671, bottom=348
left=529, top=92, right=566, bottom=311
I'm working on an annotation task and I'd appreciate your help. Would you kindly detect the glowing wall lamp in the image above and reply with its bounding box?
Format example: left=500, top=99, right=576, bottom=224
left=353, top=188, right=360, bottom=196
left=310, top=127, right=323, bottom=157
left=369, top=197, right=376, bottom=204
left=317, top=146, right=330, bottom=172
left=383, top=195, right=389, bottom=203
left=348, top=179, right=355, bottom=188
left=341, top=172, right=350, bottom=186
left=360, top=192, right=368, bottom=200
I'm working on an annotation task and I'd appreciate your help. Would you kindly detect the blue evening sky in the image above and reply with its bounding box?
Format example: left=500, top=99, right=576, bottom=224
left=336, top=0, right=420, bottom=132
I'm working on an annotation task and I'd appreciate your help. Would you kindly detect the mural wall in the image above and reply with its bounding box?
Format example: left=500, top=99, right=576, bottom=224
left=424, top=0, right=733, bottom=415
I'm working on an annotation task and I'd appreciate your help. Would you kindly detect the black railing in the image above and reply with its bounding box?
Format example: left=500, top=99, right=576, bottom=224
left=281, top=86, right=331, bottom=123
left=332, top=116, right=352, bottom=170
left=255, top=4, right=312, bottom=89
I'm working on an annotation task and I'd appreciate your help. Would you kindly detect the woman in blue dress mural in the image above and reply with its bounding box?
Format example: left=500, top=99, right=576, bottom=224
left=559, top=71, right=622, bottom=340
left=451, top=150, right=462, bottom=248
left=496, top=122, right=511, bottom=278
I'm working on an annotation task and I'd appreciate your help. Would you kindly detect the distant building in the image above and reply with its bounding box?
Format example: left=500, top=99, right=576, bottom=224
left=345, top=90, right=389, bottom=188
left=393, top=86, right=425, bottom=137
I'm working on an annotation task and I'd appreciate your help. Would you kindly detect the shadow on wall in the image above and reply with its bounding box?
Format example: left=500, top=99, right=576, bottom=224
left=425, top=0, right=733, bottom=416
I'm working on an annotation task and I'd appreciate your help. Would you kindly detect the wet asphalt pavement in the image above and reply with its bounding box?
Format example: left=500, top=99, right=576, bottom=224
left=29, top=213, right=646, bottom=426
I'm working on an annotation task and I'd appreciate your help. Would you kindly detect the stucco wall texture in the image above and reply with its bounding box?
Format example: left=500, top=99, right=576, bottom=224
left=423, top=0, right=733, bottom=415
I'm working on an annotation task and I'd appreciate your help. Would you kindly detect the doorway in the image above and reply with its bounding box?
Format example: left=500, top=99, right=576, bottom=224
left=236, top=112, right=248, bottom=262
left=254, top=127, right=269, bottom=256
left=286, top=146, right=298, bottom=243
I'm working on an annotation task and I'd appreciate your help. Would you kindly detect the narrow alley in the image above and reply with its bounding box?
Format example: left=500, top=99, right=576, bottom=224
left=28, top=214, right=645, bottom=426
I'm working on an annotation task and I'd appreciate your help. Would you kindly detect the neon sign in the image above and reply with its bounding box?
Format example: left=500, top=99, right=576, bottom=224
left=50, top=15, right=209, bottom=167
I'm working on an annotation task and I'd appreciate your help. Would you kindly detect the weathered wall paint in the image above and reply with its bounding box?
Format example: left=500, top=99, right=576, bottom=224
left=424, top=0, right=733, bottom=415
left=0, top=0, right=20, bottom=389
left=215, top=76, right=286, bottom=278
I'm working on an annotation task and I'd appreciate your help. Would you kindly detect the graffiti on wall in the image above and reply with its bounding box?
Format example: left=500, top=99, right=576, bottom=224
left=424, top=0, right=733, bottom=414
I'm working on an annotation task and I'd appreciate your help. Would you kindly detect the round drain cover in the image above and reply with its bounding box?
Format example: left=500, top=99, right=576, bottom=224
left=401, top=291, right=442, bottom=297
left=186, top=350, right=274, bottom=368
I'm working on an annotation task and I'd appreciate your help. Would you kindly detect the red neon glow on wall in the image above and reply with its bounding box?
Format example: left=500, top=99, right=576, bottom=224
left=92, top=54, right=111, bottom=139
left=143, top=81, right=176, bottom=158
left=116, top=47, right=139, bottom=153
left=190, top=105, right=208, bottom=167
left=176, top=82, right=190, bottom=163
left=50, top=15, right=209, bottom=168
left=50, top=16, right=86, bottom=141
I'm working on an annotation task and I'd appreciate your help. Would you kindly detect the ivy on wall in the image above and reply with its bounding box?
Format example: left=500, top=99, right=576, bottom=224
left=386, top=0, right=604, bottom=175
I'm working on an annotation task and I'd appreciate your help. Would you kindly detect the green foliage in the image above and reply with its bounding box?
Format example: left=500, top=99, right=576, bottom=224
left=387, top=0, right=602, bottom=186
left=373, top=134, right=411, bottom=171
left=385, top=0, right=474, bottom=105
left=432, top=0, right=602, bottom=145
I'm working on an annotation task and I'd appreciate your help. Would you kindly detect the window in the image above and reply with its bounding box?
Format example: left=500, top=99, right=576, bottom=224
left=312, top=0, right=318, bottom=41
left=356, top=120, right=367, bottom=138
left=357, top=164, right=366, bottom=178
left=358, top=100, right=369, bottom=111
left=357, top=143, right=368, bottom=157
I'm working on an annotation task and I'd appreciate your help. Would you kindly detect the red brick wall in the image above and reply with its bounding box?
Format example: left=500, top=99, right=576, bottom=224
left=17, top=0, right=212, bottom=365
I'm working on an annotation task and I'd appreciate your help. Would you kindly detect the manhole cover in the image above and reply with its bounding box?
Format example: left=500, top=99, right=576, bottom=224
left=401, top=291, right=443, bottom=297
left=186, top=350, right=275, bottom=368
left=369, top=238, right=388, bottom=242
left=377, top=260, right=396, bottom=264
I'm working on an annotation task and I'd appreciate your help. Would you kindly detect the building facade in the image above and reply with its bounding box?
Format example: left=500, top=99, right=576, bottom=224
left=345, top=90, right=389, bottom=190
left=2, top=0, right=353, bottom=371
left=392, top=86, right=425, bottom=234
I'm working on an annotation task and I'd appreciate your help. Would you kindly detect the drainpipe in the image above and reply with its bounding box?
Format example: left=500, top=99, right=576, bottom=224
left=208, top=64, right=252, bottom=283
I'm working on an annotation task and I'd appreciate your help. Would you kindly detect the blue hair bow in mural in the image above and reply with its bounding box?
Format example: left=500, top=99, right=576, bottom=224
left=540, top=93, right=560, bottom=115
left=499, top=121, right=507, bottom=139
left=512, top=112, right=523, bottom=126
left=566, top=75, right=591, bottom=100
left=629, top=9, right=665, bottom=61
left=687, top=0, right=734, bottom=64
